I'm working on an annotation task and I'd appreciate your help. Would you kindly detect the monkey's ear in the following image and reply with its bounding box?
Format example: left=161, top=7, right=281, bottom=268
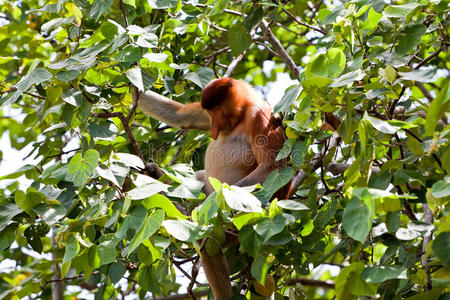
left=201, top=79, right=233, bottom=109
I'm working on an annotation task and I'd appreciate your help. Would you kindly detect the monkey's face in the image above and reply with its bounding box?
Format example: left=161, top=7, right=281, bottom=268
left=207, top=106, right=230, bottom=140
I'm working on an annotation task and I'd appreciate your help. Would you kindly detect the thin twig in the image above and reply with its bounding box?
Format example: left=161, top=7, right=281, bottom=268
left=96, top=111, right=163, bottom=178
left=415, top=46, right=444, bottom=70
left=290, top=135, right=341, bottom=197
left=279, top=4, right=327, bottom=35
left=119, top=0, right=129, bottom=27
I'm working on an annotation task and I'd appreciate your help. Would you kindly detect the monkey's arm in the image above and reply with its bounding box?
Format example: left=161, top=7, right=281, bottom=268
left=139, top=90, right=210, bottom=130
left=235, top=111, right=288, bottom=191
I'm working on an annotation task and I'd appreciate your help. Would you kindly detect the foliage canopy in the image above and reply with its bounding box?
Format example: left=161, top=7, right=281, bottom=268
left=0, top=0, right=449, bottom=299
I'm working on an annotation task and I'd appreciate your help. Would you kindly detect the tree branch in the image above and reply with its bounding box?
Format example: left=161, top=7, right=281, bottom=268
left=421, top=203, right=434, bottom=291
left=224, top=51, right=246, bottom=78
left=415, top=46, right=444, bottom=70
left=287, top=278, right=335, bottom=289
left=289, top=135, right=341, bottom=197
left=259, top=20, right=300, bottom=80
left=96, top=111, right=163, bottom=179
left=279, top=4, right=327, bottom=35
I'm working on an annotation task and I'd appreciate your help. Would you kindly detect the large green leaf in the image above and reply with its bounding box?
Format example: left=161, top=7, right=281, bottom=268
left=66, top=149, right=100, bottom=187
left=361, top=265, right=408, bottom=283
left=128, top=209, right=165, bottom=255
left=142, top=194, right=187, bottom=220
left=63, top=234, right=80, bottom=264
left=223, top=186, right=263, bottom=213
left=342, top=197, right=372, bottom=243
left=254, top=214, right=286, bottom=242
left=432, top=232, right=450, bottom=269
left=90, top=0, right=113, bottom=19
left=383, top=3, right=419, bottom=17
left=228, top=22, right=252, bottom=57
left=163, top=220, right=210, bottom=242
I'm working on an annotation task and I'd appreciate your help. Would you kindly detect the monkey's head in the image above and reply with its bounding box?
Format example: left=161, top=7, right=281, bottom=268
left=201, top=78, right=249, bottom=139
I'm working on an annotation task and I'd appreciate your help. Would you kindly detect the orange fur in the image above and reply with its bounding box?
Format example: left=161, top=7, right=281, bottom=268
left=139, top=78, right=291, bottom=299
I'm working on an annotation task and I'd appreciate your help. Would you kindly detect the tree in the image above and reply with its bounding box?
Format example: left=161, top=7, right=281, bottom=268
left=0, top=0, right=449, bottom=299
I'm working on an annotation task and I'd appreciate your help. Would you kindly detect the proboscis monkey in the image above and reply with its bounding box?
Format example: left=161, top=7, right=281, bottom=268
left=139, top=78, right=290, bottom=299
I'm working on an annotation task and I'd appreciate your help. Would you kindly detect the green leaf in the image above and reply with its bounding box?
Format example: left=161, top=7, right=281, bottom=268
left=115, top=153, right=145, bottom=169
left=276, top=139, right=293, bottom=161
left=62, top=89, right=83, bottom=106
left=88, top=121, right=117, bottom=139
left=142, top=194, right=187, bottom=220
left=342, top=197, right=372, bottom=243
left=239, top=225, right=262, bottom=257
left=41, top=17, right=74, bottom=33
left=362, top=8, right=382, bottom=31
left=14, top=68, right=52, bottom=93
left=386, top=211, right=401, bottom=232
left=233, top=212, right=265, bottom=230
left=143, top=53, right=167, bottom=63
left=432, top=232, right=450, bottom=269
left=0, top=203, right=22, bottom=231
left=63, top=234, right=80, bottom=264
left=138, top=265, right=161, bottom=294
left=396, top=228, right=420, bottom=240
left=0, top=224, right=17, bottom=251
left=0, top=164, right=35, bottom=180
left=305, top=48, right=346, bottom=87
left=223, top=186, right=263, bottom=213
left=56, top=70, right=80, bottom=82
left=431, top=178, right=450, bottom=198
left=14, top=189, right=39, bottom=217
left=254, top=167, right=294, bottom=203
left=384, top=3, right=419, bottom=18
left=277, top=200, right=309, bottom=211
left=364, top=113, right=399, bottom=134
left=109, top=263, right=126, bottom=284
left=243, top=6, right=264, bottom=31
left=98, top=238, right=119, bottom=266
left=128, top=209, right=165, bottom=256
left=395, top=25, right=427, bottom=55
left=361, top=265, right=408, bottom=283
left=336, top=262, right=377, bottom=299
left=330, top=69, right=364, bottom=87
left=126, top=67, right=144, bottom=92
left=33, top=204, right=66, bottom=226
left=425, top=81, right=449, bottom=136
left=163, top=220, right=210, bottom=242
left=327, top=48, right=346, bottom=78
left=251, top=250, right=272, bottom=284
left=197, top=192, right=220, bottom=225
left=147, top=0, right=179, bottom=9
left=90, top=0, right=113, bottom=19
left=291, top=138, right=308, bottom=168
left=274, top=85, right=301, bottom=113
left=184, top=67, right=214, bottom=89
left=115, top=205, right=148, bottom=239
left=66, top=149, right=99, bottom=187
left=115, top=45, right=141, bottom=62
left=254, top=214, right=286, bottom=242
left=209, top=0, right=229, bottom=16
left=228, top=22, right=252, bottom=57
left=127, top=179, right=169, bottom=200
left=398, top=68, right=439, bottom=83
